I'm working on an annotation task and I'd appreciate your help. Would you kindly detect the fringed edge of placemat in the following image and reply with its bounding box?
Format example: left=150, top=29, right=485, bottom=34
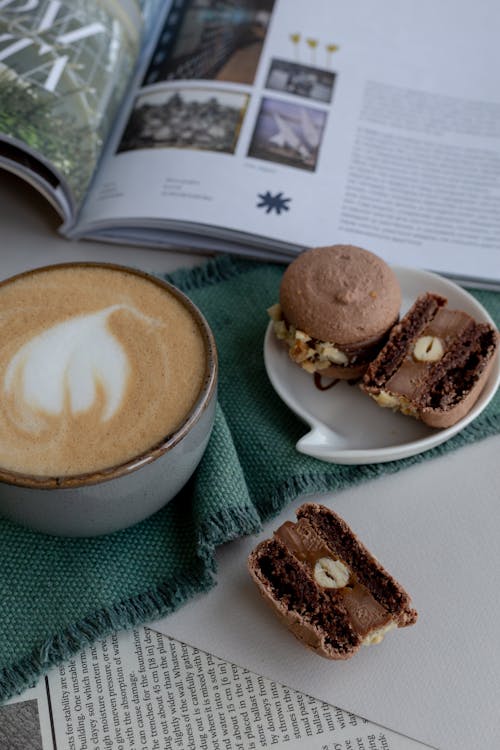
left=164, top=254, right=275, bottom=291
left=257, top=409, right=500, bottom=521
left=0, top=502, right=260, bottom=704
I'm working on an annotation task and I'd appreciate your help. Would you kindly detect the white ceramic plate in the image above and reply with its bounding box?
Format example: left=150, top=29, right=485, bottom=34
left=264, top=266, right=500, bottom=464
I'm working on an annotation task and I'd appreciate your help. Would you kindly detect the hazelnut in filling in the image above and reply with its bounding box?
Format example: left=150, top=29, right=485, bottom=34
left=268, top=303, right=391, bottom=379
left=362, top=292, right=499, bottom=427
left=274, top=520, right=394, bottom=645
left=248, top=503, right=417, bottom=659
left=268, top=303, right=349, bottom=373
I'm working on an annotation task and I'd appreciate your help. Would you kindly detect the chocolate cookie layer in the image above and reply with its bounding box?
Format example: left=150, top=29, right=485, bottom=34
left=361, top=292, right=499, bottom=428
left=248, top=503, right=417, bottom=660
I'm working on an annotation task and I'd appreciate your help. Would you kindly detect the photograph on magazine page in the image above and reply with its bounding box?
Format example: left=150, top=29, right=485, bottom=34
left=117, top=86, right=248, bottom=155
left=247, top=96, right=328, bottom=171
left=265, top=57, right=337, bottom=104
left=0, top=0, right=140, bottom=205
left=0, top=698, right=44, bottom=750
left=144, top=0, right=276, bottom=86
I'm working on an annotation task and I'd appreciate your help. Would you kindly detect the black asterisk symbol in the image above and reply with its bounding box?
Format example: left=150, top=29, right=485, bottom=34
left=256, top=191, right=291, bottom=215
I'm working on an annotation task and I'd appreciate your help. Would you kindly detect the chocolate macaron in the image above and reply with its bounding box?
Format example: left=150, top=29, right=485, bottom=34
left=269, top=245, right=401, bottom=379
left=361, top=292, right=499, bottom=428
left=248, top=503, right=417, bottom=660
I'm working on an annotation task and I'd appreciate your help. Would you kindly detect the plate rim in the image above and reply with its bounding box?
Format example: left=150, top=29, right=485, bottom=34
left=263, top=265, right=500, bottom=464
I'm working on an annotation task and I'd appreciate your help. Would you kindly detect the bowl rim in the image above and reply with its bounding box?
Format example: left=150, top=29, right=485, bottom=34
left=0, top=261, right=218, bottom=489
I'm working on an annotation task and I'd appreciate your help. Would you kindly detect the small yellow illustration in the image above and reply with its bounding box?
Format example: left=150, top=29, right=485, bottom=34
left=306, top=37, right=319, bottom=64
left=288, top=34, right=340, bottom=68
left=290, top=33, right=301, bottom=59
left=326, top=43, right=340, bottom=66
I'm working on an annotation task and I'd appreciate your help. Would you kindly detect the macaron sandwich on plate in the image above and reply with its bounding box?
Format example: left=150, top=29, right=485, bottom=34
left=264, top=266, right=500, bottom=464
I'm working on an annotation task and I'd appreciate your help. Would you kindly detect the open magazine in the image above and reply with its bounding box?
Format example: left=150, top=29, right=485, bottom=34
left=1, top=0, right=499, bottom=287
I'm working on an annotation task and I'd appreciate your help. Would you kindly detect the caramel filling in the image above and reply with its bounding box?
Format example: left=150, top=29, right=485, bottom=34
left=385, top=308, right=472, bottom=400
left=275, top=520, right=393, bottom=641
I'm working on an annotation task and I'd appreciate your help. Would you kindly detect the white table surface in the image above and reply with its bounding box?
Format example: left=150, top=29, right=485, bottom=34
left=2, top=169, right=500, bottom=749
left=0, top=170, right=207, bottom=279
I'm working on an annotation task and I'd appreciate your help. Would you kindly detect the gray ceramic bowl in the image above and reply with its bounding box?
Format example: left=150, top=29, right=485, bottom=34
left=0, top=263, right=218, bottom=536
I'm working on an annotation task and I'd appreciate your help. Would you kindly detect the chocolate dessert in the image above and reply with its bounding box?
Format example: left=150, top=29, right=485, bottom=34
left=248, top=503, right=417, bottom=659
left=269, top=245, right=401, bottom=380
left=361, top=292, right=499, bottom=428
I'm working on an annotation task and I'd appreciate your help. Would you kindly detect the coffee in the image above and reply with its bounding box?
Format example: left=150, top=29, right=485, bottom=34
left=0, top=264, right=208, bottom=477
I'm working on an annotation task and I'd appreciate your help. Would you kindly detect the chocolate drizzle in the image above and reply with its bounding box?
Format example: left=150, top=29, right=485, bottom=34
left=313, top=373, right=339, bottom=391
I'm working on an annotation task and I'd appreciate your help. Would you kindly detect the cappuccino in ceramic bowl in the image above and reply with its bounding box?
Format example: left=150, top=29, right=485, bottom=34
left=0, top=263, right=217, bottom=536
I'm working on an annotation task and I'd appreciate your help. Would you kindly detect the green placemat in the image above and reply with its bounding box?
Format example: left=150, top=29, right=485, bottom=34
left=1, top=255, right=499, bottom=702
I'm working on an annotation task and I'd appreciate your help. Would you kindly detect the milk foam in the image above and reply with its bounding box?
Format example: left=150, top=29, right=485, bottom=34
left=0, top=266, right=207, bottom=476
left=4, top=305, right=157, bottom=431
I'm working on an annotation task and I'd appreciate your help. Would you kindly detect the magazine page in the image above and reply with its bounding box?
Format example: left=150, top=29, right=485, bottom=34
left=0, top=0, right=147, bottom=219
left=0, top=627, right=428, bottom=750
left=75, top=0, right=500, bottom=286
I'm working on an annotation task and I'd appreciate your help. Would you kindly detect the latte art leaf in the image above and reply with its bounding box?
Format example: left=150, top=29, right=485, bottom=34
left=4, top=305, right=156, bottom=428
left=0, top=266, right=207, bottom=477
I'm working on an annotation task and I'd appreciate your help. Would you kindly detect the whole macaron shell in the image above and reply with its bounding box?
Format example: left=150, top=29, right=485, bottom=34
left=280, top=245, right=401, bottom=345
